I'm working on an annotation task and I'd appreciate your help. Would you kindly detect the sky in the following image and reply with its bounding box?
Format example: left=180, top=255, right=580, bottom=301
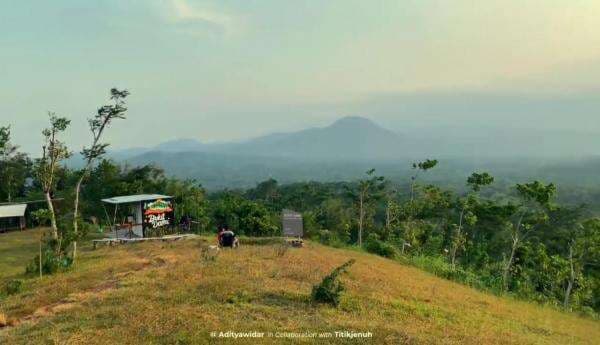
left=1, top=0, right=600, bottom=154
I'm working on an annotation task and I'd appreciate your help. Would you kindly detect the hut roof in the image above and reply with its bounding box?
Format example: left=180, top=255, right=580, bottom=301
left=101, top=194, right=172, bottom=205
left=0, top=204, right=27, bottom=218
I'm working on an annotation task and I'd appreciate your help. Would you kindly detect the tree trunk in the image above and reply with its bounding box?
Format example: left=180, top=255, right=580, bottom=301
left=7, top=175, right=11, bottom=203
left=450, top=208, right=465, bottom=268
left=72, top=177, right=84, bottom=260
left=564, top=243, right=575, bottom=308
left=385, top=200, right=391, bottom=240
left=45, top=191, right=58, bottom=240
left=358, top=193, right=364, bottom=247
left=503, top=235, right=519, bottom=290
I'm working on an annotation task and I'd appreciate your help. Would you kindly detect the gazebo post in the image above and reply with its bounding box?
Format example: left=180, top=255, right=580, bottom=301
left=113, top=203, right=119, bottom=239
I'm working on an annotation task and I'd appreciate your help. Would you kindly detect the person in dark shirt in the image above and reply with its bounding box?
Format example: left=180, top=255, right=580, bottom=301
left=218, top=225, right=239, bottom=248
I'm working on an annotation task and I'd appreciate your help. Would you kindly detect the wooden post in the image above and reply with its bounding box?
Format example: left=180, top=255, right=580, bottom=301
left=39, top=232, right=43, bottom=279
left=113, top=203, right=119, bottom=239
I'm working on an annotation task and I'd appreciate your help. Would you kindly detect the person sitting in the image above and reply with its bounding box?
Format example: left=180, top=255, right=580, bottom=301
left=179, top=215, right=191, bottom=232
left=219, top=225, right=239, bottom=248
left=217, top=225, right=225, bottom=245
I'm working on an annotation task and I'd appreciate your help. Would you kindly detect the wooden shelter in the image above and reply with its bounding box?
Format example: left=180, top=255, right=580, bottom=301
left=0, top=203, right=27, bottom=232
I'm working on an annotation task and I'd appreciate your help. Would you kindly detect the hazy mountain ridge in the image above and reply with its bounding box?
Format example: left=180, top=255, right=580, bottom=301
left=92, top=116, right=600, bottom=189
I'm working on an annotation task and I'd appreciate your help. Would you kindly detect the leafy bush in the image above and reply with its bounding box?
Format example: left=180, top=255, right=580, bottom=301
left=311, top=259, right=355, bottom=306
left=3, top=279, right=23, bottom=296
left=26, top=246, right=73, bottom=276
left=365, top=233, right=398, bottom=258
left=317, top=230, right=345, bottom=248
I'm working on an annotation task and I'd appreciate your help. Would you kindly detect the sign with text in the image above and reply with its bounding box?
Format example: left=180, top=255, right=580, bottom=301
left=143, top=199, right=174, bottom=230
left=282, top=210, right=303, bottom=237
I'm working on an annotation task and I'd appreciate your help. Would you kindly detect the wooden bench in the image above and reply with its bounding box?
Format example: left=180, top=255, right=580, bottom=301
left=92, top=234, right=197, bottom=248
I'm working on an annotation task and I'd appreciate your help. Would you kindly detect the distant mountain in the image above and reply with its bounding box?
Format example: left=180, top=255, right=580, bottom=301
left=154, top=139, right=205, bottom=152
left=103, top=116, right=600, bottom=190
left=111, top=116, right=408, bottom=161
left=225, top=116, right=405, bottom=160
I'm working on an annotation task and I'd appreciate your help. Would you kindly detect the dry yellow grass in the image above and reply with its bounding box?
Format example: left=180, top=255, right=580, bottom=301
left=0, top=232, right=598, bottom=344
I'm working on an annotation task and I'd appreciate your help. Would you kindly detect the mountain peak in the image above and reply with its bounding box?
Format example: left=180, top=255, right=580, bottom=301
left=329, top=116, right=378, bottom=128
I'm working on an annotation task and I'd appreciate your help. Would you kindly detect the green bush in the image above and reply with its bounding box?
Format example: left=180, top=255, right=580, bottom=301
left=317, top=230, right=345, bottom=248
left=311, top=259, right=355, bottom=307
left=240, top=237, right=285, bottom=246
left=26, top=247, right=73, bottom=276
left=365, top=234, right=398, bottom=258
left=3, top=279, right=23, bottom=296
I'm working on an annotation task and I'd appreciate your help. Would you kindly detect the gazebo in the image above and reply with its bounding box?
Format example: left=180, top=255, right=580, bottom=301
left=0, top=203, right=27, bottom=232
left=101, top=194, right=174, bottom=238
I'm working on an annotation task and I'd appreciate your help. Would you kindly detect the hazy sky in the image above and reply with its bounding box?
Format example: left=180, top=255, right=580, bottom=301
left=2, top=0, right=600, bottom=154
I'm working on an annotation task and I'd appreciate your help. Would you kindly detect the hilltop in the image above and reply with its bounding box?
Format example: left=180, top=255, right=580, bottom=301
left=1, top=230, right=598, bottom=344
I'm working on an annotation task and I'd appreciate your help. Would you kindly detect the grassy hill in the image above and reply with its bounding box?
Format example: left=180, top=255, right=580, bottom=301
left=1, top=230, right=599, bottom=344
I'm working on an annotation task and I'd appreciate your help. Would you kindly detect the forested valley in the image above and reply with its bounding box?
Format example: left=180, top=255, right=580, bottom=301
left=2, top=116, right=599, bottom=316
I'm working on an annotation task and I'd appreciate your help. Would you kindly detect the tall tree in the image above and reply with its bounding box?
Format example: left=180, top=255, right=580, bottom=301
left=383, top=186, right=401, bottom=241
left=502, top=181, right=556, bottom=290
left=449, top=172, right=494, bottom=267
left=72, top=88, right=129, bottom=259
left=350, top=169, right=385, bottom=247
left=409, top=159, right=438, bottom=204
left=563, top=218, right=600, bottom=308
left=36, top=113, right=71, bottom=239
left=0, top=126, right=18, bottom=201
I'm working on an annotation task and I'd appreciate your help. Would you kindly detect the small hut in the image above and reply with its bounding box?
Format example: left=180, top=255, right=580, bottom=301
left=101, top=194, right=174, bottom=238
left=0, top=203, right=27, bottom=232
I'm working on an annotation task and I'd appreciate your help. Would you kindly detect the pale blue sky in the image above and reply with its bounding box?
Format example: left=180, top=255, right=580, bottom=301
left=2, top=0, right=600, bottom=154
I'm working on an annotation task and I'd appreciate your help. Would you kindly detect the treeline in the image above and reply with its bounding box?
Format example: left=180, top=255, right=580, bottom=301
left=1, top=90, right=599, bottom=316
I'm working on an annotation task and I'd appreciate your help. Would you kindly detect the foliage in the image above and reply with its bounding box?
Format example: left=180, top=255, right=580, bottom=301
left=365, top=233, right=398, bottom=258
left=311, top=259, right=356, bottom=306
left=2, top=123, right=600, bottom=314
left=211, top=193, right=279, bottom=236
left=26, top=244, right=73, bottom=276
left=2, top=279, right=23, bottom=296
left=0, top=126, right=32, bottom=202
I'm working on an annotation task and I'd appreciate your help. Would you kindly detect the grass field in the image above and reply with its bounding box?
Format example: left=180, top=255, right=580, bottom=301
left=0, top=228, right=45, bottom=279
left=1, top=229, right=599, bottom=344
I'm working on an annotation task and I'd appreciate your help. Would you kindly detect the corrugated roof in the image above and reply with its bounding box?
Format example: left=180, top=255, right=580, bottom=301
left=0, top=204, right=27, bottom=218
left=101, top=194, right=172, bottom=204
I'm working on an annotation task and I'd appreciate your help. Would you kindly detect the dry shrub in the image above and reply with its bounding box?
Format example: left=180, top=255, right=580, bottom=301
left=274, top=243, right=289, bottom=257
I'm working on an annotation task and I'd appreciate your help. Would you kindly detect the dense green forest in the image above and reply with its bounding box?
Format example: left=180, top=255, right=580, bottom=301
left=1, top=90, right=599, bottom=318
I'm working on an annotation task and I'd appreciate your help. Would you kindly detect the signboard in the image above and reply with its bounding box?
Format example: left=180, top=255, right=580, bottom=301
left=282, top=210, right=303, bottom=237
left=143, top=198, right=175, bottom=231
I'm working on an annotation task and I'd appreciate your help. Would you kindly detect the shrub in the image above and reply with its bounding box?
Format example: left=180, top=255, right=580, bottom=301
left=311, top=259, right=355, bottom=307
left=365, top=234, right=398, bottom=258
left=3, top=279, right=23, bottom=296
left=241, top=237, right=285, bottom=246
left=26, top=247, right=73, bottom=276
left=274, top=243, right=289, bottom=257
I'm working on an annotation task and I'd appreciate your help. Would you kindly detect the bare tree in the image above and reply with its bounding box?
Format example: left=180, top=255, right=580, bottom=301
left=72, top=88, right=129, bottom=259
